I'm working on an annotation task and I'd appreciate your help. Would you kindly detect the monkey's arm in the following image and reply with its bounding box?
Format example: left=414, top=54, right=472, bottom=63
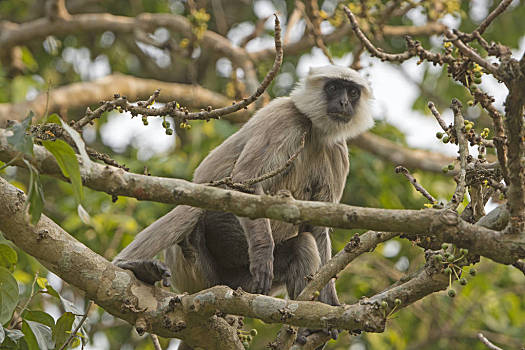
left=113, top=205, right=205, bottom=284
left=229, top=133, right=297, bottom=295
left=236, top=184, right=274, bottom=295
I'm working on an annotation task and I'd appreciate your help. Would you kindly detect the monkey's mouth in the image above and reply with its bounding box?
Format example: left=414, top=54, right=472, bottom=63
left=328, top=113, right=352, bottom=123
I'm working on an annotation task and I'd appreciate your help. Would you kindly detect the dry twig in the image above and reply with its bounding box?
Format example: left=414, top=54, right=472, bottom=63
left=477, top=332, right=504, bottom=350
left=395, top=166, right=437, bottom=203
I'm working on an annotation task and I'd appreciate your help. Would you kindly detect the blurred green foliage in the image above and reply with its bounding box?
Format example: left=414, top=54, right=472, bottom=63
left=1, top=0, right=524, bottom=349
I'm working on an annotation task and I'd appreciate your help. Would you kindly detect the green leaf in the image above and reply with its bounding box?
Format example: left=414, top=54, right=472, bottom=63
left=52, top=312, right=75, bottom=349
left=0, top=244, right=17, bottom=271
left=20, top=47, right=38, bottom=72
left=45, top=113, right=60, bottom=125
left=0, top=267, right=19, bottom=326
left=47, top=114, right=90, bottom=164
left=60, top=296, right=83, bottom=315
left=22, top=310, right=55, bottom=328
left=21, top=321, right=38, bottom=350
left=24, top=321, right=53, bottom=350
left=43, top=284, right=60, bottom=299
left=7, top=112, right=34, bottom=156
left=42, top=139, right=84, bottom=204
left=36, top=277, right=47, bottom=289
left=22, top=159, right=44, bottom=225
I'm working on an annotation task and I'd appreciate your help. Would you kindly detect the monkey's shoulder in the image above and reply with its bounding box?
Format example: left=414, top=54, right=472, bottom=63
left=247, top=97, right=311, bottom=134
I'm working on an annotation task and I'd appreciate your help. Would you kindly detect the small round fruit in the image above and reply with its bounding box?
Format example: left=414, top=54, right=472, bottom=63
left=448, top=289, right=456, bottom=298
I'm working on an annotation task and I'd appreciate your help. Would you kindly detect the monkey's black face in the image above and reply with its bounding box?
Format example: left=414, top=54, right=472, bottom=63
left=323, top=79, right=362, bottom=123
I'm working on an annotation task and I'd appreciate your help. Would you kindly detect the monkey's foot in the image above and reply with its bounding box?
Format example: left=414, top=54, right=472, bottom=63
left=296, top=327, right=339, bottom=349
left=115, top=259, right=171, bottom=287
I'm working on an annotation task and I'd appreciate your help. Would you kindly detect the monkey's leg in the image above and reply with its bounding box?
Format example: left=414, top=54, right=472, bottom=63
left=114, top=205, right=204, bottom=285
left=273, top=232, right=321, bottom=299
left=165, top=217, right=222, bottom=293
left=310, top=227, right=340, bottom=306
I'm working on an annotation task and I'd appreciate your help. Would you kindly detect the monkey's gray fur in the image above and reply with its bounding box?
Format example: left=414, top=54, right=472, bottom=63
left=114, top=65, right=373, bottom=313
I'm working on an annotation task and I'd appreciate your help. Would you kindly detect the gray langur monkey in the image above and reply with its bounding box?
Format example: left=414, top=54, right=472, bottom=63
left=114, top=65, right=373, bottom=311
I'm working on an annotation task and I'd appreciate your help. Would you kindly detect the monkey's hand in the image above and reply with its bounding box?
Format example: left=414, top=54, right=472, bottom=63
left=296, top=327, right=339, bottom=349
left=249, top=260, right=274, bottom=295
left=115, top=259, right=171, bottom=287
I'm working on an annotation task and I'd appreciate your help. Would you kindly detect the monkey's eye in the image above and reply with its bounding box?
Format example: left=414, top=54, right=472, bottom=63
left=326, top=84, right=337, bottom=94
left=349, top=87, right=360, bottom=98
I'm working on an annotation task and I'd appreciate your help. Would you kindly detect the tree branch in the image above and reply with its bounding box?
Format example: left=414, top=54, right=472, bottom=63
left=350, top=132, right=455, bottom=174
left=0, top=74, right=250, bottom=124
left=0, top=131, right=523, bottom=267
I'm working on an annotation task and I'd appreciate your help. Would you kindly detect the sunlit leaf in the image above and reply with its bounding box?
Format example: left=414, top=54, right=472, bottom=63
left=22, top=159, right=44, bottom=225
left=36, top=277, right=48, bottom=289
left=25, top=321, right=53, bottom=350
left=42, top=139, right=84, bottom=204
left=20, top=47, right=38, bottom=72
left=22, top=310, right=55, bottom=328
left=0, top=267, right=19, bottom=326
left=0, top=244, right=17, bottom=271
left=52, top=312, right=75, bottom=349
left=46, top=114, right=90, bottom=164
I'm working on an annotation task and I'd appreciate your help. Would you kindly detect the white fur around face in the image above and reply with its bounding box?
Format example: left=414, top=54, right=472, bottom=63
left=290, top=65, right=374, bottom=143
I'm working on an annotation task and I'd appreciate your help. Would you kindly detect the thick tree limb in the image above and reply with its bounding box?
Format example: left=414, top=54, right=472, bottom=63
left=350, top=132, right=455, bottom=174
left=0, top=131, right=523, bottom=267
left=501, top=62, right=525, bottom=234
left=0, top=176, right=483, bottom=350
left=0, top=12, right=260, bottom=93
left=0, top=176, right=242, bottom=350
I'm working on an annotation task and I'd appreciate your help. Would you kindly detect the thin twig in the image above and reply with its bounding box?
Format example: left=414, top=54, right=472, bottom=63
left=447, top=99, right=469, bottom=210
left=474, top=0, right=513, bottom=36
left=343, top=6, right=412, bottom=62
left=427, top=101, right=449, bottom=132
left=477, top=332, right=504, bottom=350
left=206, top=132, right=306, bottom=192
left=244, top=131, right=306, bottom=186
left=299, top=0, right=334, bottom=64
left=73, top=15, right=283, bottom=130
left=445, top=30, right=501, bottom=79
left=59, top=300, right=93, bottom=350
left=150, top=334, right=163, bottom=350
left=395, top=166, right=437, bottom=203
